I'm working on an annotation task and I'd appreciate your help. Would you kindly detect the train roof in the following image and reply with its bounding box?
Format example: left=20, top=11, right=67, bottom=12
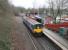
left=24, top=17, right=41, bottom=25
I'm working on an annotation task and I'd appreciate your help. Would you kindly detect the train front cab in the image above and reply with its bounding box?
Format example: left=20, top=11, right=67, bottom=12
left=32, top=24, right=43, bottom=36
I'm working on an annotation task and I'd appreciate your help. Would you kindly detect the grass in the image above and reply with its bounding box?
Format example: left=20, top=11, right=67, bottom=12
left=0, top=15, right=12, bottom=50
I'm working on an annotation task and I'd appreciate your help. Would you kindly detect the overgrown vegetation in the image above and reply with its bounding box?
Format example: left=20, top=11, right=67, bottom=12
left=0, top=0, right=13, bottom=50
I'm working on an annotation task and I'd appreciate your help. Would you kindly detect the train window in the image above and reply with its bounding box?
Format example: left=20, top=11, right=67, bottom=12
left=31, top=25, right=34, bottom=29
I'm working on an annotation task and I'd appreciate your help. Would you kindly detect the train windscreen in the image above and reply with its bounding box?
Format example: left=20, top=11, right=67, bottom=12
left=35, top=24, right=43, bottom=29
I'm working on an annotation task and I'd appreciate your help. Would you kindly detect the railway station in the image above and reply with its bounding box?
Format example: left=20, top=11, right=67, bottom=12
left=22, top=14, right=68, bottom=50
left=0, top=0, right=68, bottom=50
left=11, top=0, right=68, bottom=50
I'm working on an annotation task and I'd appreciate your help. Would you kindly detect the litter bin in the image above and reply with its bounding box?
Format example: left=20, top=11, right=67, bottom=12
left=59, top=27, right=65, bottom=36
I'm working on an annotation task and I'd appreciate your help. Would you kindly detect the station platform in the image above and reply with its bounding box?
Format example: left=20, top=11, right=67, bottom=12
left=43, top=28, right=68, bottom=50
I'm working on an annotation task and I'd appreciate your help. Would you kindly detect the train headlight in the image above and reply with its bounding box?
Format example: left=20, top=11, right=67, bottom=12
left=37, top=27, right=40, bottom=29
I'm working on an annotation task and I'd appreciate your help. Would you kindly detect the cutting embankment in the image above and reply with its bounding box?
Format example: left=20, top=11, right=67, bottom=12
left=0, top=0, right=13, bottom=49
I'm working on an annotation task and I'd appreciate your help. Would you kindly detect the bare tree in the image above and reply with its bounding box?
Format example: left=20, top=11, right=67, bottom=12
left=48, top=0, right=68, bottom=23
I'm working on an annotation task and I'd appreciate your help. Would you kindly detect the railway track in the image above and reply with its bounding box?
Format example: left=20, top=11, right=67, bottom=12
left=23, top=23, right=61, bottom=50
left=24, top=24, right=44, bottom=50
left=36, top=35, right=61, bottom=50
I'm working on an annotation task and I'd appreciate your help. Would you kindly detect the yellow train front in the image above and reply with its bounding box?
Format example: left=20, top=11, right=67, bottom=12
left=23, top=17, right=43, bottom=36
left=32, top=24, right=43, bottom=36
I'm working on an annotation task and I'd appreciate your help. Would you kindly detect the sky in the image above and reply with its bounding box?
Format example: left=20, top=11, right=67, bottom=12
left=10, top=0, right=49, bottom=9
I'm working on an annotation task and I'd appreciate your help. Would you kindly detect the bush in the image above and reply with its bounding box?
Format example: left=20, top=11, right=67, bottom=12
left=0, top=0, right=13, bottom=50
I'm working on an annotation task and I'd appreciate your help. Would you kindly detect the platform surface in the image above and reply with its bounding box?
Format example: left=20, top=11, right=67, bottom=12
left=43, top=28, right=68, bottom=50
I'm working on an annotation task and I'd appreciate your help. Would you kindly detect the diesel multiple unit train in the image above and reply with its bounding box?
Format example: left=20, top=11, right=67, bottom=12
left=23, top=17, right=43, bottom=36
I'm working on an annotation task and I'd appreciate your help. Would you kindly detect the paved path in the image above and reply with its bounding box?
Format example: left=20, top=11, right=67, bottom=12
left=11, top=17, right=36, bottom=50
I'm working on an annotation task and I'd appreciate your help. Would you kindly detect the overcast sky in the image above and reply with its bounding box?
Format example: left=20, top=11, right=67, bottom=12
left=10, top=0, right=49, bottom=8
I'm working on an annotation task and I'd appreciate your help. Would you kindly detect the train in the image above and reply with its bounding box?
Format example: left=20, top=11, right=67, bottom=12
left=23, top=16, right=43, bottom=36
